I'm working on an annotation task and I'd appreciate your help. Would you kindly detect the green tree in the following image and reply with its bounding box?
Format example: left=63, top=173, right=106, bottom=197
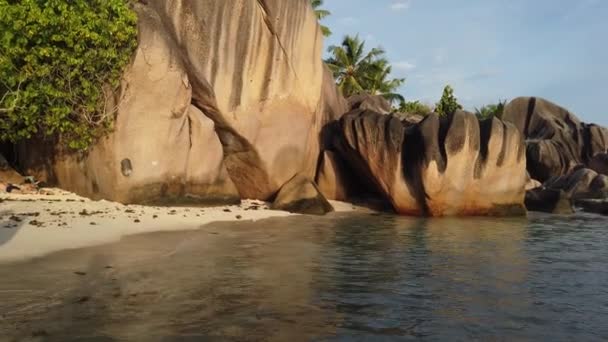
left=311, top=0, right=332, bottom=37
left=325, top=35, right=405, bottom=102
left=475, top=100, right=507, bottom=120
left=363, top=58, right=405, bottom=106
left=397, top=100, right=432, bottom=116
left=0, top=0, right=138, bottom=150
left=435, top=85, right=463, bottom=116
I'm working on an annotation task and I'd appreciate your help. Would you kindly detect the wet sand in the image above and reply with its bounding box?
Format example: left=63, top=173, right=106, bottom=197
left=0, top=189, right=356, bottom=263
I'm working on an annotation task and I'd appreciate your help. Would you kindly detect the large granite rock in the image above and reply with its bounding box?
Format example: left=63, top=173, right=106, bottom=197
left=543, top=168, right=608, bottom=199
left=589, top=153, right=608, bottom=175
left=346, top=94, right=392, bottom=115
left=502, top=97, right=608, bottom=182
left=334, top=110, right=528, bottom=216
left=524, top=168, right=608, bottom=214
left=17, top=0, right=345, bottom=204
left=271, top=174, right=334, bottom=215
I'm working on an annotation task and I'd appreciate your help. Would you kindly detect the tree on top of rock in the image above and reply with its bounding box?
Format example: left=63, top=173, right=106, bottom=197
left=435, top=85, right=463, bottom=116
left=363, top=59, right=405, bottom=106
left=311, top=0, right=332, bottom=37
left=475, top=100, right=507, bottom=120
left=325, top=35, right=405, bottom=104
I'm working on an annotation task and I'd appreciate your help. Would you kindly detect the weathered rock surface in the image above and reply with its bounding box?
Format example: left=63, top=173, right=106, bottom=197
left=347, top=94, right=392, bottom=115
left=589, top=153, right=608, bottom=175
left=0, top=153, right=22, bottom=184
left=271, top=174, right=334, bottom=215
left=524, top=168, right=608, bottom=214
left=334, top=109, right=528, bottom=216
left=502, top=97, right=608, bottom=182
left=543, top=168, right=608, bottom=199
left=525, top=173, right=542, bottom=191
left=315, top=151, right=351, bottom=201
left=17, top=0, right=344, bottom=204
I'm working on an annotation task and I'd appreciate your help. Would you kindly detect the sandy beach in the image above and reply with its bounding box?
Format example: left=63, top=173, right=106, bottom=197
left=0, top=189, right=356, bottom=263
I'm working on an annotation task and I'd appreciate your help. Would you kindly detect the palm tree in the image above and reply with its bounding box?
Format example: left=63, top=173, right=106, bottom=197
left=311, top=0, right=332, bottom=37
left=363, top=58, right=405, bottom=105
left=325, top=35, right=405, bottom=103
left=325, top=35, right=385, bottom=97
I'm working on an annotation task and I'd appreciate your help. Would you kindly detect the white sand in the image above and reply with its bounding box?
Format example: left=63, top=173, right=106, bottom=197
left=0, top=189, right=355, bottom=263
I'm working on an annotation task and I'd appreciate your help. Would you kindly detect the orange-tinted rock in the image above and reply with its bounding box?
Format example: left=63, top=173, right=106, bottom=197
left=17, top=0, right=345, bottom=204
left=335, top=110, right=527, bottom=216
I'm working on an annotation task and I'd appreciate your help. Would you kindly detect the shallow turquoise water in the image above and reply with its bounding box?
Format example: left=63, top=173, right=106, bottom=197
left=1, top=212, right=607, bottom=341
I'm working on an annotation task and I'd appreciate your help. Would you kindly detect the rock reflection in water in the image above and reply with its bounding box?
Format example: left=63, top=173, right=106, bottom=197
left=1, top=213, right=607, bottom=341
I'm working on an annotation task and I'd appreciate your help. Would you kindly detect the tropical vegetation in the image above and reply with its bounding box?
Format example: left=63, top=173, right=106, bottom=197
left=0, top=0, right=138, bottom=150
left=475, top=100, right=507, bottom=120
left=311, top=0, right=332, bottom=37
left=398, top=100, right=432, bottom=116
left=325, top=35, right=405, bottom=104
left=435, top=85, right=463, bottom=116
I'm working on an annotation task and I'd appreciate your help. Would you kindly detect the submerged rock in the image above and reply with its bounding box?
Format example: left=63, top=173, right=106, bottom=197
left=575, top=199, right=608, bottom=216
left=502, top=97, right=608, bottom=182
left=334, top=109, right=527, bottom=216
left=271, top=174, right=334, bottom=215
left=525, top=188, right=574, bottom=215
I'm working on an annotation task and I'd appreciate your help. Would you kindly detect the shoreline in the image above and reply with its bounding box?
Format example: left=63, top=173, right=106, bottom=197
left=0, top=189, right=356, bottom=264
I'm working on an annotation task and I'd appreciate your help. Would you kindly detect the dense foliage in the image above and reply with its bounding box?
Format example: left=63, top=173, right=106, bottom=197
left=311, top=0, right=332, bottom=37
left=325, top=35, right=404, bottom=103
left=397, top=100, right=432, bottom=116
left=0, top=0, right=138, bottom=150
left=435, top=85, right=462, bottom=116
left=475, top=100, right=506, bottom=120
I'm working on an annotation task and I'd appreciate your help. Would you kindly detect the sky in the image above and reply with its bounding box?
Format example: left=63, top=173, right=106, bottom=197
left=320, top=0, right=608, bottom=124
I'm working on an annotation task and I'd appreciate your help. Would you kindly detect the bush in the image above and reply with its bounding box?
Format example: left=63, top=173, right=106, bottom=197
left=397, top=100, right=432, bottom=116
left=0, top=0, right=138, bottom=150
left=435, top=85, right=462, bottom=117
left=475, top=100, right=507, bottom=120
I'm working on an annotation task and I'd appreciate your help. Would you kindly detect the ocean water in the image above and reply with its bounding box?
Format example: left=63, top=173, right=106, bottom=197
left=1, top=212, right=607, bottom=341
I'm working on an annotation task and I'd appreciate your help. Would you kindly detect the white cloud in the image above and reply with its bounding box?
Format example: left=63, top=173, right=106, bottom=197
left=390, top=1, right=411, bottom=11
left=394, top=60, right=416, bottom=71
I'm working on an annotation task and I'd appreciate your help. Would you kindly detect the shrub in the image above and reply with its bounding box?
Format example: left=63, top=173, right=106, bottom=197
left=397, top=100, right=432, bottom=116
left=435, top=85, right=462, bottom=117
left=475, top=100, right=507, bottom=120
left=0, top=0, right=138, bottom=150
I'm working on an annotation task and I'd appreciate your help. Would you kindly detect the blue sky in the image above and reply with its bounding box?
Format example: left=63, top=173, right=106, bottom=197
left=320, top=0, right=607, bottom=124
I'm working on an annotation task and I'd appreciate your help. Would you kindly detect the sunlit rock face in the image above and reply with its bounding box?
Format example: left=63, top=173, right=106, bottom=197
left=335, top=109, right=528, bottom=217
left=502, top=97, right=608, bottom=183
left=18, top=0, right=346, bottom=204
